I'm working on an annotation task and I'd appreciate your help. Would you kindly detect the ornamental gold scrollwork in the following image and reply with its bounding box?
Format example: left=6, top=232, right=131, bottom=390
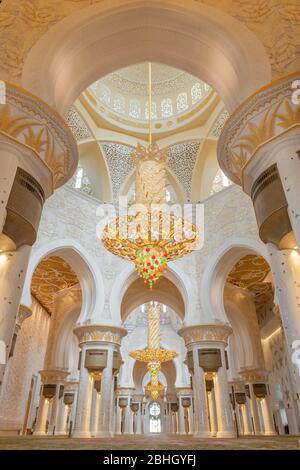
left=0, top=83, right=78, bottom=188
left=74, top=324, right=127, bottom=346
left=0, top=1, right=299, bottom=80
left=218, top=75, right=300, bottom=184
left=178, top=324, right=233, bottom=347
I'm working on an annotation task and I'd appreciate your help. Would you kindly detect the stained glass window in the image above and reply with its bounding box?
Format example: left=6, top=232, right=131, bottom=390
left=211, top=169, right=232, bottom=195
left=145, top=101, right=157, bottom=119
left=177, top=92, right=188, bottom=112
left=99, top=86, right=110, bottom=105
left=191, top=83, right=202, bottom=104
left=129, top=100, right=141, bottom=118
left=69, top=166, right=93, bottom=195
left=113, top=95, right=125, bottom=114
left=161, top=98, right=173, bottom=117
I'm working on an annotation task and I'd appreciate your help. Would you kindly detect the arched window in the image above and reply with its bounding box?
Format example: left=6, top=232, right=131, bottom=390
left=113, top=95, right=125, bottom=114
left=211, top=169, right=232, bottom=195
left=161, top=98, right=173, bottom=118
left=70, top=166, right=93, bottom=195
left=99, top=86, right=110, bottom=105
left=149, top=402, right=161, bottom=433
left=191, top=83, right=202, bottom=104
left=177, top=92, right=188, bottom=112
left=129, top=100, right=141, bottom=118
left=145, top=101, right=157, bottom=119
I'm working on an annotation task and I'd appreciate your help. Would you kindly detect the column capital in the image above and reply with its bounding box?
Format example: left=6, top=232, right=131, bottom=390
left=228, top=377, right=245, bottom=392
left=178, top=323, right=232, bottom=348
left=115, top=387, right=135, bottom=397
left=132, top=394, right=144, bottom=402
left=218, top=72, right=300, bottom=186
left=16, top=304, right=32, bottom=330
left=64, top=380, right=79, bottom=393
left=166, top=393, right=177, bottom=402
left=39, top=368, right=69, bottom=384
left=0, top=82, right=78, bottom=189
left=239, top=367, right=269, bottom=383
left=73, top=324, right=127, bottom=347
left=175, top=387, right=193, bottom=397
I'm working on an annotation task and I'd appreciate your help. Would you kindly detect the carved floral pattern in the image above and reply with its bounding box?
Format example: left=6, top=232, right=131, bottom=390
left=0, top=83, right=78, bottom=188
left=218, top=76, right=300, bottom=184
left=31, top=255, right=80, bottom=315
left=179, top=324, right=233, bottom=347
left=73, top=324, right=127, bottom=346
left=0, top=1, right=299, bottom=81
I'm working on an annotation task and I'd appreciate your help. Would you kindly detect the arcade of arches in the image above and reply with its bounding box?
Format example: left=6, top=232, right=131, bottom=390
left=0, top=0, right=300, bottom=450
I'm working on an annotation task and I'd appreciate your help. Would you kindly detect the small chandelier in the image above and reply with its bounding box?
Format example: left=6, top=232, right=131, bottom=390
left=130, top=303, right=178, bottom=399
left=101, top=63, right=199, bottom=288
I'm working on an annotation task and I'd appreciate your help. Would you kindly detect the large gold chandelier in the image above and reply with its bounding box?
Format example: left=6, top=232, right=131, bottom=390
left=130, top=303, right=178, bottom=399
left=101, top=64, right=199, bottom=288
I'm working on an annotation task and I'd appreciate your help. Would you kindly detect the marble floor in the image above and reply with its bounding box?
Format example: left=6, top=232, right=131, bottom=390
left=0, top=434, right=299, bottom=450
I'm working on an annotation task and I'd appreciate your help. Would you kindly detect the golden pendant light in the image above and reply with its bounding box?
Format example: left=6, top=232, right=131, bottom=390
left=101, top=63, right=199, bottom=288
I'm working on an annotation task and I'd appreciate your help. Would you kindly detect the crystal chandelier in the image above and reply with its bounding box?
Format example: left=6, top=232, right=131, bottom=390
left=101, top=63, right=199, bottom=288
left=130, top=303, right=178, bottom=399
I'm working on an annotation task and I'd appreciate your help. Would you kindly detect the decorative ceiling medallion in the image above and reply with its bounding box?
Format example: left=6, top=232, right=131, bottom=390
left=31, top=255, right=80, bottom=315
left=227, top=254, right=270, bottom=289
left=227, top=254, right=273, bottom=309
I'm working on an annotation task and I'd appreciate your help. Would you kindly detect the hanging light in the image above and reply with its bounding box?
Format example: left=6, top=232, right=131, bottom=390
left=101, top=63, right=199, bottom=288
left=130, top=303, right=178, bottom=399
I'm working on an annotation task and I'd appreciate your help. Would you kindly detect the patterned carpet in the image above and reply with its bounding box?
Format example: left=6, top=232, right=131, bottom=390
left=0, top=434, right=299, bottom=450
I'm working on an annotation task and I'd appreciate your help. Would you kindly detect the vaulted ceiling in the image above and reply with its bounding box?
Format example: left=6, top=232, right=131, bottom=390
left=31, top=256, right=80, bottom=315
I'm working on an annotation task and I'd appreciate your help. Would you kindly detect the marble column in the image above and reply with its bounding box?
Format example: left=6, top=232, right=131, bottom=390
left=207, top=389, right=218, bottom=437
left=97, top=346, right=114, bottom=437
left=179, top=324, right=235, bottom=438
left=73, top=325, right=126, bottom=438
left=214, top=350, right=235, bottom=438
left=134, top=396, right=144, bottom=434
left=218, top=74, right=300, bottom=414
left=56, top=400, right=68, bottom=436
left=260, top=396, right=276, bottom=435
left=63, top=381, right=78, bottom=436
left=125, top=398, right=134, bottom=434
left=0, top=245, right=31, bottom=383
left=241, top=403, right=252, bottom=435
left=115, top=397, right=123, bottom=434
left=0, top=82, right=77, bottom=387
left=72, top=345, right=94, bottom=438
left=90, top=386, right=101, bottom=436
left=249, top=383, right=262, bottom=435
left=191, top=347, right=210, bottom=437
left=267, top=245, right=300, bottom=409
left=177, top=397, right=186, bottom=435
left=34, top=369, right=68, bottom=436
left=240, top=369, right=275, bottom=435
left=34, top=396, right=50, bottom=436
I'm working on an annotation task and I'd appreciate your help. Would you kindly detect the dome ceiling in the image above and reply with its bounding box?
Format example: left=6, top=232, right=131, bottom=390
left=86, top=62, right=212, bottom=131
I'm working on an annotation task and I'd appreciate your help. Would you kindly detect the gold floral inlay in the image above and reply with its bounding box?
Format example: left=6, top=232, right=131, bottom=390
left=31, top=256, right=80, bottom=315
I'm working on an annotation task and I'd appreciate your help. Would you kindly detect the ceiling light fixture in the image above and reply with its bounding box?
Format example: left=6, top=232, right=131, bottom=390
left=101, top=63, right=199, bottom=288
left=129, top=303, right=178, bottom=400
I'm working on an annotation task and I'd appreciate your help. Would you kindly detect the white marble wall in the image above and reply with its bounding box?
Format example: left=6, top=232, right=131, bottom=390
left=0, top=301, right=50, bottom=434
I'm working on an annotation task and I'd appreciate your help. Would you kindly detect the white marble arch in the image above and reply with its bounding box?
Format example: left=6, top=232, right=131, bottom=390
left=225, top=299, right=255, bottom=377
left=22, top=0, right=271, bottom=114
left=119, top=323, right=190, bottom=389
left=21, top=238, right=104, bottom=324
left=110, top=263, right=197, bottom=325
left=200, top=236, right=270, bottom=324
left=50, top=302, right=81, bottom=379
